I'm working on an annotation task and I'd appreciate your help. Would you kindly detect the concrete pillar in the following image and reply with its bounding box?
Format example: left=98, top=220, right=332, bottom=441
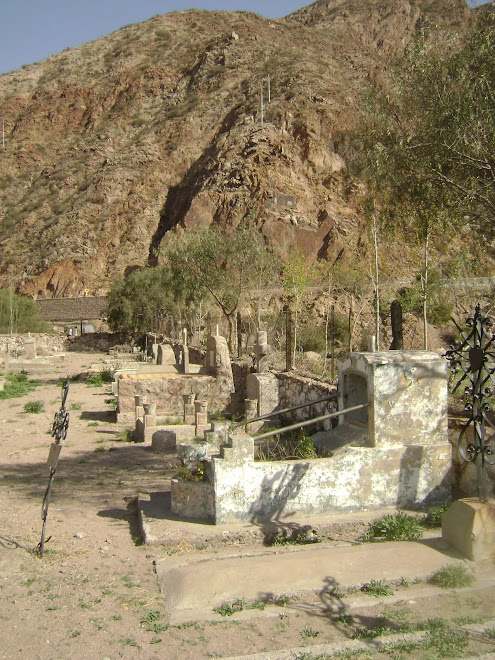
left=183, top=394, right=195, bottom=424
left=143, top=402, right=157, bottom=433
left=194, top=400, right=208, bottom=434
left=134, top=395, right=144, bottom=422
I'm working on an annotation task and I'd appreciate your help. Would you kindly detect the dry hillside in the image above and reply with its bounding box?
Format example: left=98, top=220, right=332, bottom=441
left=0, top=0, right=478, bottom=298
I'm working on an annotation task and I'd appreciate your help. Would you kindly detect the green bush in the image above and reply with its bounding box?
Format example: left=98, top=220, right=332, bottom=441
left=297, top=314, right=349, bottom=353
left=0, top=373, right=40, bottom=399
left=23, top=400, right=45, bottom=414
left=422, top=502, right=450, bottom=528
left=86, top=371, right=113, bottom=387
left=363, top=512, right=423, bottom=542
left=429, top=564, right=474, bottom=589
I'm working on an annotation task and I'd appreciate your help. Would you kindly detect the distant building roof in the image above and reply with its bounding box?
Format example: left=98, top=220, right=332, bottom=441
left=36, top=296, right=108, bottom=323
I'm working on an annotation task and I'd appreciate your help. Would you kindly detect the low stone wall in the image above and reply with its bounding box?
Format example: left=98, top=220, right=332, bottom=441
left=276, top=372, right=337, bottom=430
left=171, top=478, right=214, bottom=522
left=211, top=432, right=451, bottom=523
left=0, top=333, right=66, bottom=356
left=117, top=372, right=234, bottom=424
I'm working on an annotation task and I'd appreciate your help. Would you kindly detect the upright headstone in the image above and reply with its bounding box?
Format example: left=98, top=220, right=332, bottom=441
left=24, top=338, right=36, bottom=360
left=254, top=330, right=270, bottom=373
left=157, top=343, right=176, bottom=366
left=246, top=372, right=279, bottom=417
left=181, top=344, right=190, bottom=374
left=134, top=394, right=144, bottom=422
left=151, top=343, right=159, bottom=364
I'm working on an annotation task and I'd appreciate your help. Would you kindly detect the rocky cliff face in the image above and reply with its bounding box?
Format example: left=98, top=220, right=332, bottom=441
left=0, top=0, right=472, bottom=297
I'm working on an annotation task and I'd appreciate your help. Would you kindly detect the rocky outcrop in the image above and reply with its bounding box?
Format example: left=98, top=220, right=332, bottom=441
left=0, top=0, right=478, bottom=297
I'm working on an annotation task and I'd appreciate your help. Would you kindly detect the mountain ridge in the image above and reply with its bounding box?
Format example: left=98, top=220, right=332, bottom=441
left=0, top=0, right=478, bottom=297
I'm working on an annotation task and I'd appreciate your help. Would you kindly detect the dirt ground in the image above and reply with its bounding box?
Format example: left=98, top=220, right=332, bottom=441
left=0, top=351, right=494, bottom=660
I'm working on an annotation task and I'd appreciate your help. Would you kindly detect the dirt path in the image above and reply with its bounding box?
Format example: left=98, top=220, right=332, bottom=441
left=0, top=352, right=494, bottom=659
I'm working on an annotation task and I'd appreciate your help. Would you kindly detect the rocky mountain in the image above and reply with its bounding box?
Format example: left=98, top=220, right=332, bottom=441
left=0, top=0, right=477, bottom=297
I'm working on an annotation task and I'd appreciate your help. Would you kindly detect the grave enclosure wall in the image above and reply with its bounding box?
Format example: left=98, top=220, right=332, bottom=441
left=0, top=333, right=66, bottom=356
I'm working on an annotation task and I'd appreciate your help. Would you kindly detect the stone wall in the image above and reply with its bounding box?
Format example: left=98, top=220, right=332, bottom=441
left=210, top=430, right=451, bottom=523
left=276, top=372, right=337, bottom=429
left=117, top=372, right=234, bottom=424
left=0, top=333, right=66, bottom=356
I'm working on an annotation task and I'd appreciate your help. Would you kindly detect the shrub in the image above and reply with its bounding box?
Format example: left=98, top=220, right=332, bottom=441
left=24, top=400, right=45, bottom=414
left=422, top=502, right=450, bottom=528
left=360, top=579, right=393, bottom=597
left=429, top=564, right=474, bottom=589
left=177, top=462, right=207, bottom=482
left=0, top=373, right=40, bottom=399
left=0, top=290, right=50, bottom=333
left=363, top=512, right=423, bottom=542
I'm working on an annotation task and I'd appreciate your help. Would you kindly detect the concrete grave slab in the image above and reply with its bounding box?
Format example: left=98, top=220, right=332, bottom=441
left=155, top=540, right=465, bottom=624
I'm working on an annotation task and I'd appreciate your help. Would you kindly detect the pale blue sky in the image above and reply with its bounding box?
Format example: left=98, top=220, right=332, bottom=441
left=0, top=0, right=491, bottom=76
left=0, top=0, right=310, bottom=75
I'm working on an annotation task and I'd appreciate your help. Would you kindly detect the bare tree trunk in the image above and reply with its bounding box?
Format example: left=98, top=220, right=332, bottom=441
left=372, top=211, right=380, bottom=350
left=422, top=233, right=429, bottom=350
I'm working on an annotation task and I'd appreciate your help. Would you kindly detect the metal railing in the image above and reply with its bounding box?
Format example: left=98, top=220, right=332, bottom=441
left=249, top=402, right=370, bottom=442
left=233, top=394, right=338, bottom=430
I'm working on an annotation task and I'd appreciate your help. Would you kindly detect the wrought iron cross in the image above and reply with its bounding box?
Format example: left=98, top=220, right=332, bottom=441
left=37, top=379, right=70, bottom=557
left=445, top=304, right=495, bottom=502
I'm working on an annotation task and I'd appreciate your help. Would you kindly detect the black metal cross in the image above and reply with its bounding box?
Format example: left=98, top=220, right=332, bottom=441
left=37, top=379, right=70, bottom=557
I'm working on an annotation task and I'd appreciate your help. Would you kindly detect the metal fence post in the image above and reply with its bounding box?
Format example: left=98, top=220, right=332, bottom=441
left=285, top=306, right=293, bottom=371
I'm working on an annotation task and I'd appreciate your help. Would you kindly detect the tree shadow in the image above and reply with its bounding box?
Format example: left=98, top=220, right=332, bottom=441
left=80, top=410, right=115, bottom=422
left=0, top=444, right=179, bottom=504
left=97, top=499, right=144, bottom=545
left=258, top=575, right=409, bottom=641
left=247, top=462, right=317, bottom=544
left=0, top=534, right=30, bottom=551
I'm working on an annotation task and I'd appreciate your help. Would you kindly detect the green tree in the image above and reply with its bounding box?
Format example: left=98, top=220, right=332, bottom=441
left=345, top=12, right=494, bottom=343
left=281, top=248, right=313, bottom=364
left=107, top=266, right=180, bottom=337
left=162, top=225, right=277, bottom=350
left=0, top=289, right=49, bottom=334
left=350, top=12, right=495, bottom=233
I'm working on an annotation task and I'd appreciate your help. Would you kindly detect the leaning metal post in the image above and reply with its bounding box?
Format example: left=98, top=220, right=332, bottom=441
left=37, top=379, right=70, bottom=557
left=445, top=304, right=495, bottom=502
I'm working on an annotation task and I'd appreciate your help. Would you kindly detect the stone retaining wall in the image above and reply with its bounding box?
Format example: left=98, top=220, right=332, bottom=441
left=117, top=372, right=234, bottom=424
left=0, top=333, right=67, bottom=356
left=276, top=372, right=337, bottom=429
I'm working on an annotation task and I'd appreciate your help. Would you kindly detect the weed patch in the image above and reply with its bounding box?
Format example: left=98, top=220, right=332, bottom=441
left=429, top=564, right=474, bottom=589
left=86, top=371, right=113, bottom=387
left=362, top=512, right=423, bottom=542
left=213, top=599, right=245, bottom=616
left=23, top=400, right=45, bottom=413
left=0, top=373, right=40, bottom=399
left=266, top=528, right=321, bottom=547
left=116, top=428, right=134, bottom=442
left=422, top=502, right=450, bottom=528
left=360, top=579, right=393, bottom=597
